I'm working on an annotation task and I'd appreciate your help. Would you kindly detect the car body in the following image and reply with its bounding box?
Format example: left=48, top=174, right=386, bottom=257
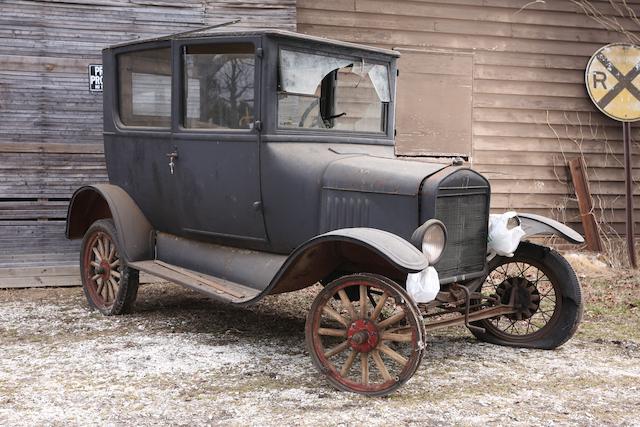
left=66, top=28, right=585, bottom=396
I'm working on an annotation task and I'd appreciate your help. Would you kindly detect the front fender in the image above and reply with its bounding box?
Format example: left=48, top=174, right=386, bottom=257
left=260, top=228, right=428, bottom=298
left=66, top=184, right=153, bottom=261
left=518, top=213, right=585, bottom=244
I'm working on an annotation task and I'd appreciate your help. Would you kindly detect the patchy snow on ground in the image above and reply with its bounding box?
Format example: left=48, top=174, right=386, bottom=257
left=1, top=279, right=639, bottom=426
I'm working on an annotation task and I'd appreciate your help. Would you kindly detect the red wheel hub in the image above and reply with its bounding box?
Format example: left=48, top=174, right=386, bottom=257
left=347, top=319, right=379, bottom=353
left=97, top=260, right=111, bottom=281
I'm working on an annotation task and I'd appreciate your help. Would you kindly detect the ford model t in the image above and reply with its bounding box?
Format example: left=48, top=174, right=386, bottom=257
left=66, top=28, right=584, bottom=396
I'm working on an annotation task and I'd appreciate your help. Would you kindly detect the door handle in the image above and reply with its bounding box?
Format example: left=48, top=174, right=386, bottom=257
left=166, top=148, right=178, bottom=175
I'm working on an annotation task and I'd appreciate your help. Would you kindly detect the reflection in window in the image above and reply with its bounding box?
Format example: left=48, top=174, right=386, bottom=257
left=118, top=48, right=172, bottom=127
left=184, top=44, right=255, bottom=129
left=278, top=49, right=389, bottom=133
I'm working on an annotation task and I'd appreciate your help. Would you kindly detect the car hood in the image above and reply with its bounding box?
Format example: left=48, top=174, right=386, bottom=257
left=322, top=155, right=449, bottom=196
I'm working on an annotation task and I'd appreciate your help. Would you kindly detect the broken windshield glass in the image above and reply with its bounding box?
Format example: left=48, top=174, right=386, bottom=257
left=278, top=49, right=390, bottom=133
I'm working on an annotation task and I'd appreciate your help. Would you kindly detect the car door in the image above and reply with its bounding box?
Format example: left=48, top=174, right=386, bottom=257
left=168, top=37, right=267, bottom=243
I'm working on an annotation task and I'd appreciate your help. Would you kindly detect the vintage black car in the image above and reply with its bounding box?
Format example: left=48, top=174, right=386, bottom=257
left=66, top=28, right=584, bottom=396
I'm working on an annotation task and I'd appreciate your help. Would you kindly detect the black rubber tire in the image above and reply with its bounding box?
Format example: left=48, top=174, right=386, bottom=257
left=470, top=241, right=583, bottom=350
left=80, top=219, right=139, bottom=315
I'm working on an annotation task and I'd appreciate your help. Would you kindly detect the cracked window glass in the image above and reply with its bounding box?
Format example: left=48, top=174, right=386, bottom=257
left=278, top=49, right=389, bottom=133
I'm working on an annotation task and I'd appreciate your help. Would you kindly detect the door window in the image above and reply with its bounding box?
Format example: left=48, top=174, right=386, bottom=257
left=183, top=44, right=256, bottom=130
left=118, top=48, right=172, bottom=128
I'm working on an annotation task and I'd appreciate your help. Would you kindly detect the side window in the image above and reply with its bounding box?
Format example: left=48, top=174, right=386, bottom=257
left=277, top=49, right=389, bottom=133
left=118, top=47, right=171, bottom=128
left=183, top=43, right=255, bottom=130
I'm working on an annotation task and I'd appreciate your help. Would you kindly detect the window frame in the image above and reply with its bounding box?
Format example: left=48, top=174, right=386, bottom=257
left=175, top=37, right=261, bottom=135
left=113, top=41, right=173, bottom=132
left=274, top=44, right=393, bottom=138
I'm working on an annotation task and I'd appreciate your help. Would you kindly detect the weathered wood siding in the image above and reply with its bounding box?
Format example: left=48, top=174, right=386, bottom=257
left=0, top=0, right=294, bottom=285
left=298, top=0, right=640, bottom=237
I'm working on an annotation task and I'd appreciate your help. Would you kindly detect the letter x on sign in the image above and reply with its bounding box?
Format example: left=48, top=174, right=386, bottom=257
left=586, top=43, right=640, bottom=122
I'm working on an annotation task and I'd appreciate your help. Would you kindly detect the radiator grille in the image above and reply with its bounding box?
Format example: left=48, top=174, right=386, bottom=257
left=433, top=190, right=489, bottom=281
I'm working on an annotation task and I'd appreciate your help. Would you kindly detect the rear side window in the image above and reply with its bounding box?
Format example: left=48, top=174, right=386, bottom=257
left=118, top=48, right=171, bottom=128
left=183, top=43, right=255, bottom=130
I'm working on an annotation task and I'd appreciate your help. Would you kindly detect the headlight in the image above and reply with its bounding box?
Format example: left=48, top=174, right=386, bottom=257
left=411, top=219, right=447, bottom=264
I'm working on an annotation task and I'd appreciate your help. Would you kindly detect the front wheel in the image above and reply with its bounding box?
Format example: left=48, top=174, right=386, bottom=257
left=80, top=219, right=139, bottom=315
left=306, top=274, right=425, bottom=396
left=470, top=242, right=583, bottom=349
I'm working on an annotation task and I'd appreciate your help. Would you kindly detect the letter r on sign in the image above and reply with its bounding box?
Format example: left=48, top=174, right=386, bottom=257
left=593, top=71, right=607, bottom=89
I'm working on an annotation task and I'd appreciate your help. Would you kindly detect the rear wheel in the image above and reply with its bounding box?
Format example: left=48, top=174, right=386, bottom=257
left=80, top=219, right=139, bottom=315
left=306, top=274, right=425, bottom=396
left=470, top=242, right=582, bottom=349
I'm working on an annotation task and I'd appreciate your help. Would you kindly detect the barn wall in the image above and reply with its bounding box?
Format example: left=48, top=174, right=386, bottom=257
left=297, top=0, right=640, bottom=237
left=0, top=0, right=295, bottom=286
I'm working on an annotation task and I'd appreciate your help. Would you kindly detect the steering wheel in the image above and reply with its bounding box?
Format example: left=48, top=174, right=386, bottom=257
left=298, top=98, right=324, bottom=128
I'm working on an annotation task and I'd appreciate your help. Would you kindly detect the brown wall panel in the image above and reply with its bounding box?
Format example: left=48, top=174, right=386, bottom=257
left=0, top=0, right=295, bottom=275
left=298, top=0, right=640, bottom=236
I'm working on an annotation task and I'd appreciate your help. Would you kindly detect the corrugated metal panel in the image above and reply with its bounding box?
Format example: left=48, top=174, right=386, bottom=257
left=297, top=0, right=640, bottom=236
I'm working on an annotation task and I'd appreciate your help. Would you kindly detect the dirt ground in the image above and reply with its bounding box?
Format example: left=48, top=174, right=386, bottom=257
left=1, top=253, right=639, bottom=426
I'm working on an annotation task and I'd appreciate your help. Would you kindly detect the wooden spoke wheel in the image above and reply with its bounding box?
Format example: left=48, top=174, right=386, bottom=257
left=470, top=242, right=583, bottom=349
left=306, top=274, right=425, bottom=396
left=80, top=219, right=139, bottom=315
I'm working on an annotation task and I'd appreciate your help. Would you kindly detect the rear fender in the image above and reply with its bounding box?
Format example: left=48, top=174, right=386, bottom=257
left=66, top=184, right=153, bottom=261
left=261, top=228, right=428, bottom=298
left=517, top=213, right=585, bottom=245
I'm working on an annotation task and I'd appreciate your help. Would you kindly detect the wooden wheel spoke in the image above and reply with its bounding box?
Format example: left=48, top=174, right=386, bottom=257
left=337, top=289, right=357, bottom=320
left=97, top=237, right=106, bottom=259
left=378, top=343, right=408, bottom=366
left=90, top=261, right=101, bottom=268
left=109, top=277, right=118, bottom=292
left=91, top=274, right=101, bottom=281
left=340, top=349, right=357, bottom=377
left=322, top=306, right=350, bottom=328
left=324, top=340, right=350, bottom=358
left=110, top=259, right=120, bottom=268
left=318, top=327, right=347, bottom=337
left=102, top=279, right=110, bottom=301
left=110, top=283, right=116, bottom=301
left=360, top=352, right=369, bottom=385
left=92, top=247, right=102, bottom=262
left=381, top=332, right=413, bottom=342
left=371, top=350, right=393, bottom=382
left=370, top=291, right=389, bottom=321
left=96, top=277, right=104, bottom=295
left=111, top=270, right=121, bottom=279
left=107, top=243, right=115, bottom=263
left=359, top=285, right=367, bottom=319
left=377, top=309, right=406, bottom=330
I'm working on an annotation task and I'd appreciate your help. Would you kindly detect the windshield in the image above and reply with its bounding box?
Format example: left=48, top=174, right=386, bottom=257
left=277, top=49, right=390, bottom=133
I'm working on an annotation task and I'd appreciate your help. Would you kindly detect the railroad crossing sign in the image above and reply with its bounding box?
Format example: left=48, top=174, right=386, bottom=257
left=585, top=43, right=640, bottom=122
left=586, top=43, right=640, bottom=268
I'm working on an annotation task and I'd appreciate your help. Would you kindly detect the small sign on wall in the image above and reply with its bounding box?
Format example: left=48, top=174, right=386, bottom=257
left=89, top=64, right=103, bottom=92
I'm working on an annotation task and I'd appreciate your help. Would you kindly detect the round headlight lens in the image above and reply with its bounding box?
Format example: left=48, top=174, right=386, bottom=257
left=422, top=222, right=446, bottom=264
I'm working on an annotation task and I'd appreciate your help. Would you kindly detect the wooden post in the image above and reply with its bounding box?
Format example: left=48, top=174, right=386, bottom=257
left=568, top=157, right=603, bottom=252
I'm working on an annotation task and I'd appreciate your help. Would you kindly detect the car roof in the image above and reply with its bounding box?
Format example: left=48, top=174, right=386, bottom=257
left=107, top=26, right=400, bottom=57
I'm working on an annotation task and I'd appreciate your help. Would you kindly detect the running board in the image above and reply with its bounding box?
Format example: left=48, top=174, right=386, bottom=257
left=128, top=260, right=261, bottom=304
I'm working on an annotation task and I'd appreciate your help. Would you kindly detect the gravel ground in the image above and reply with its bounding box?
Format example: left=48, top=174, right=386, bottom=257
left=1, top=255, right=639, bottom=426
